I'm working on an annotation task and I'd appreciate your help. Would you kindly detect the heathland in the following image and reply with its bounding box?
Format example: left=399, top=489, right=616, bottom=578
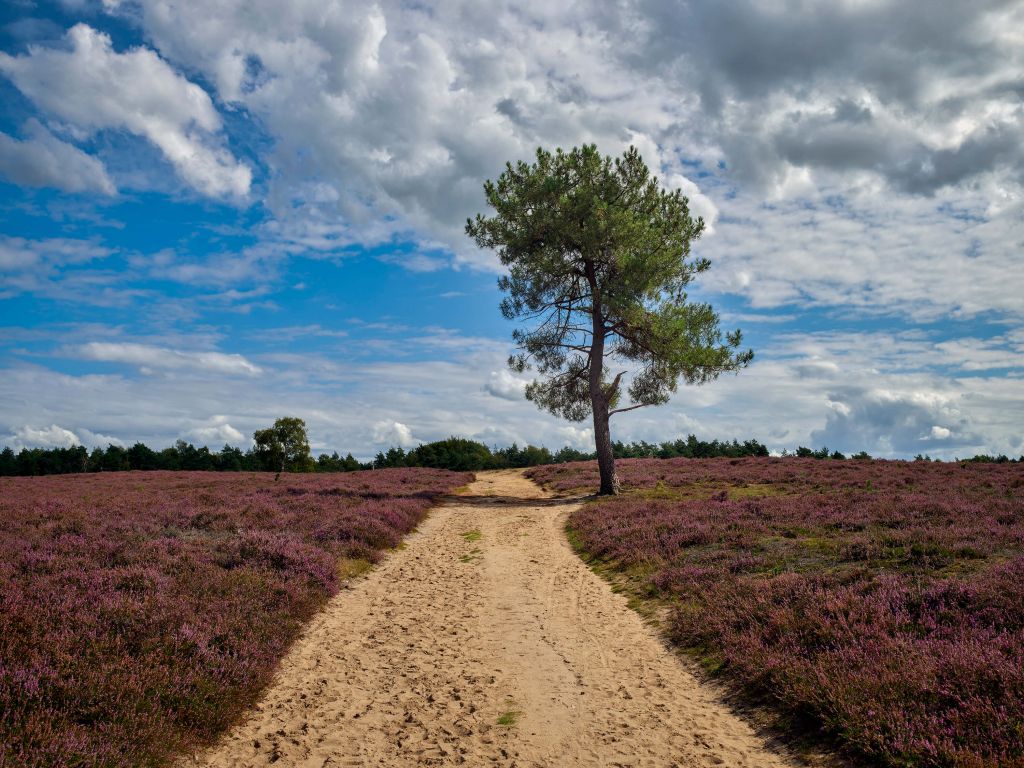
left=0, top=469, right=470, bottom=767
left=2, top=457, right=1021, bottom=768
left=529, top=457, right=1024, bottom=767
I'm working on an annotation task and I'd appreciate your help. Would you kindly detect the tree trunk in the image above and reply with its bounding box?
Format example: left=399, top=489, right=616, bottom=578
left=592, top=402, right=619, bottom=495
left=586, top=258, right=619, bottom=495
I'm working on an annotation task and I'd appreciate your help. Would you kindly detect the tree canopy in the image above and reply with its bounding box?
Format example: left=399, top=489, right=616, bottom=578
left=253, top=416, right=314, bottom=473
left=467, top=144, right=753, bottom=493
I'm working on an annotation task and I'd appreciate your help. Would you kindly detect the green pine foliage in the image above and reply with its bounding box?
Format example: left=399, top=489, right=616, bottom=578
left=467, top=144, right=753, bottom=494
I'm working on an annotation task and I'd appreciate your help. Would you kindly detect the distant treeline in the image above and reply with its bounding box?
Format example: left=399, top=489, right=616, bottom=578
left=371, top=435, right=770, bottom=471
left=2, top=436, right=1017, bottom=478
left=782, top=446, right=1021, bottom=463
left=0, top=441, right=361, bottom=477
left=0, top=434, right=770, bottom=477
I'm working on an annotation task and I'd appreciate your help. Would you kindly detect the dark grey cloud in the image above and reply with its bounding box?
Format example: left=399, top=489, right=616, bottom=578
left=495, top=97, right=525, bottom=125
left=896, top=124, right=1024, bottom=194
left=614, top=0, right=1024, bottom=194
left=810, top=386, right=980, bottom=455
left=772, top=114, right=892, bottom=173
left=629, top=0, right=1015, bottom=102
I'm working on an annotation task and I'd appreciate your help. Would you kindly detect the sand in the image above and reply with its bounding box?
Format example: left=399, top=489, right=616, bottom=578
left=187, top=469, right=799, bottom=767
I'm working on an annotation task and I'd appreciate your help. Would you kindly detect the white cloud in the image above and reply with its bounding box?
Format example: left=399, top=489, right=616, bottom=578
left=0, top=236, right=124, bottom=303
left=3, top=2, right=1014, bottom=315
left=0, top=24, right=250, bottom=198
left=809, top=387, right=971, bottom=455
left=185, top=416, right=246, bottom=446
left=666, top=172, right=720, bottom=231
left=0, top=241, right=38, bottom=271
left=258, top=324, right=350, bottom=342
left=554, top=425, right=595, bottom=450
left=2, top=320, right=1022, bottom=461
left=378, top=252, right=449, bottom=273
left=484, top=369, right=528, bottom=401
left=60, top=0, right=1014, bottom=325
left=77, top=428, right=125, bottom=447
left=934, top=337, right=1023, bottom=371
left=3, top=424, right=81, bottom=450
left=100, top=0, right=724, bottom=270
left=699, top=191, right=1024, bottom=321
left=0, top=236, right=110, bottom=271
left=0, top=119, right=115, bottom=194
left=76, top=342, right=262, bottom=376
left=0, top=2, right=1021, bottom=463
left=372, top=420, right=415, bottom=447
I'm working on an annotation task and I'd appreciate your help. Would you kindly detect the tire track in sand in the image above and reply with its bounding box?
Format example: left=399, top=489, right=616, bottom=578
left=186, top=469, right=799, bottom=768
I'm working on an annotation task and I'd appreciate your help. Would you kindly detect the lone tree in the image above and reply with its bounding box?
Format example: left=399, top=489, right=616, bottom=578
left=253, top=416, right=314, bottom=473
left=467, top=145, right=753, bottom=494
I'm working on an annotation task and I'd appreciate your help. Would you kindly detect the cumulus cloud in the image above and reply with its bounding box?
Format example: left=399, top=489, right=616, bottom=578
left=698, top=191, right=1024, bottom=321
left=484, top=369, right=528, bottom=401
left=2, top=3, right=1019, bottom=291
left=77, top=428, right=125, bottom=447
left=76, top=342, right=262, bottom=375
left=372, top=420, right=415, bottom=447
left=122, top=2, right=1017, bottom=213
left=619, top=0, right=1024, bottom=194
left=2, top=422, right=125, bottom=451
left=51, top=0, right=1010, bottom=330
left=595, top=325, right=1024, bottom=459
left=3, top=424, right=81, bottom=450
left=185, top=416, right=246, bottom=446
left=665, top=172, right=720, bottom=231
left=0, top=24, right=250, bottom=198
left=554, top=425, right=595, bottom=450
left=808, top=387, right=975, bottom=455
left=0, top=119, right=115, bottom=194
left=0, top=2, right=1021, bottom=463
left=1, top=320, right=1021, bottom=461
left=97, top=0, right=720, bottom=268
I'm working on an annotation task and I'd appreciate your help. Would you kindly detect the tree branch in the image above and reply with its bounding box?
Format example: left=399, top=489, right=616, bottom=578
left=608, top=402, right=654, bottom=417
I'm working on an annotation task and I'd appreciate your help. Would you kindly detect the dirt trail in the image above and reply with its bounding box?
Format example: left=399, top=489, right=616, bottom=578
left=189, top=470, right=798, bottom=768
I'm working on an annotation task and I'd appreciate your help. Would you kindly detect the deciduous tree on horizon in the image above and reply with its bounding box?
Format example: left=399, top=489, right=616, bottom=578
left=253, top=417, right=314, bottom=473
left=467, top=145, right=753, bottom=494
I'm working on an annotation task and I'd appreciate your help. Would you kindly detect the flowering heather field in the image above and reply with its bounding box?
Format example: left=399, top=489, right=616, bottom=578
left=0, top=469, right=470, bottom=768
left=528, top=458, right=1024, bottom=768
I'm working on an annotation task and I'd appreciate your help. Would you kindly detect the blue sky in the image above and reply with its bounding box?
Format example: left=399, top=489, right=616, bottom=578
left=1, top=0, right=1022, bottom=459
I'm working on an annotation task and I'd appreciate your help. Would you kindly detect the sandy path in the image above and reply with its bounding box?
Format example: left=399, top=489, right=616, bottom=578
left=188, top=470, right=798, bottom=768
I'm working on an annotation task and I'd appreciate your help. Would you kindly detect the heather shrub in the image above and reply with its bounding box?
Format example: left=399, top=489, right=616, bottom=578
left=0, top=468, right=469, bottom=768
left=544, top=458, right=1024, bottom=768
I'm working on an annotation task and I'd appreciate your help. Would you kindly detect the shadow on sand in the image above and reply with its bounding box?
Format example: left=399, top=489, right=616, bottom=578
left=438, top=493, right=593, bottom=508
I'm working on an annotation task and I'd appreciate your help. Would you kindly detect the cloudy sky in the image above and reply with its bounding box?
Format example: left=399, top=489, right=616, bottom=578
left=0, top=0, right=1021, bottom=460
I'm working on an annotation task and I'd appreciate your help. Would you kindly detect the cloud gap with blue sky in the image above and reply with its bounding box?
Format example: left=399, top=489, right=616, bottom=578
left=0, top=0, right=1021, bottom=459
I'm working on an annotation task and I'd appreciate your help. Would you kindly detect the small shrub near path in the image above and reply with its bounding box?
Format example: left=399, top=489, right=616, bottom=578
left=528, top=457, right=1024, bottom=768
left=0, top=468, right=470, bottom=768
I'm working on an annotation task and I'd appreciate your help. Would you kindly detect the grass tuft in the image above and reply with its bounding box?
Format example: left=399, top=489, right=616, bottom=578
left=497, top=709, right=521, bottom=727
